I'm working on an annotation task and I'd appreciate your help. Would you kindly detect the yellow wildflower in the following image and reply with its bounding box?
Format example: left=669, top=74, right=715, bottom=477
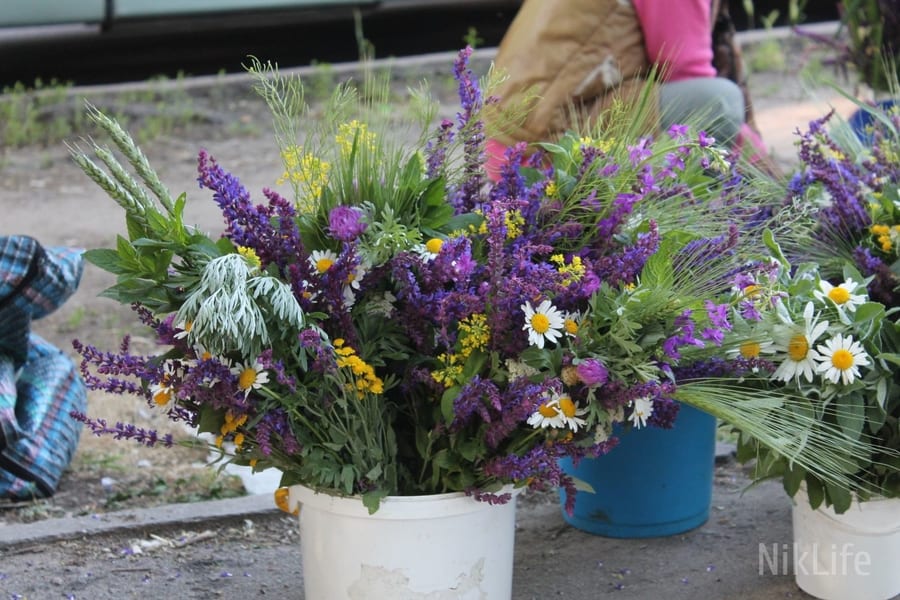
left=335, top=120, right=377, bottom=157
left=277, top=145, right=330, bottom=210
left=459, top=313, right=490, bottom=358
left=505, top=210, right=525, bottom=239
left=237, top=246, right=261, bottom=269
left=551, top=254, right=586, bottom=286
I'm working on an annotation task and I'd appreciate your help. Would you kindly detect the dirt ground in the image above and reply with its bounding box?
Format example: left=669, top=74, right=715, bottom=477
left=0, top=37, right=849, bottom=526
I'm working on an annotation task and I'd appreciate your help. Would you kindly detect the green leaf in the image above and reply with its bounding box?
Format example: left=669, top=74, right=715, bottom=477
left=762, top=229, right=789, bottom=268
left=441, top=386, right=460, bottom=423
left=82, top=248, right=131, bottom=275
left=835, top=395, right=866, bottom=439
left=340, top=465, right=355, bottom=494
left=362, top=488, right=389, bottom=514
left=196, top=406, right=225, bottom=435
left=805, top=475, right=825, bottom=509
left=825, top=483, right=853, bottom=514
left=442, top=212, right=482, bottom=235
left=782, top=464, right=805, bottom=498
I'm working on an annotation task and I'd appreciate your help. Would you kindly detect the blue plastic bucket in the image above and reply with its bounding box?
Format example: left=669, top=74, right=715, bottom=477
left=848, top=99, right=897, bottom=145
left=558, top=403, right=717, bottom=538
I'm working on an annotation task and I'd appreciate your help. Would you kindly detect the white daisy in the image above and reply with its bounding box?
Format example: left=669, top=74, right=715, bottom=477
left=725, top=336, right=775, bottom=372
left=562, top=312, right=580, bottom=338
left=342, top=262, right=369, bottom=308
left=149, top=361, right=178, bottom=411
left=815, top=333, right=870, bottom=385
left=527, top=398, right=565, bottom=429
left=813, top=279, right=867, bottom=316
left=173, top=320, right=193, bottom=340
left=556, top=394, right=588, bottom=432
left=521, top=299, right=565, bottom=349
left=772, top=301, right=829, bottom=383
left=231, top=360, right=270, bottom=398
left=628, top=396, right=654, bottom=429
left=414, top=238, right=444, bottom=262
left=308, top=249, right=338, bottom=275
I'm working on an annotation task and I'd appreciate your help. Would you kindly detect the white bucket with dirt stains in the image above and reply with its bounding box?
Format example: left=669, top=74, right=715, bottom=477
left=289, top=484, right=520, bottom=599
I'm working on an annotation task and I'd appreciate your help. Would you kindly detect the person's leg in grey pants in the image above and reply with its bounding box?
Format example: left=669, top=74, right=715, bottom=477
left=659, top=77, right=745, bottom=145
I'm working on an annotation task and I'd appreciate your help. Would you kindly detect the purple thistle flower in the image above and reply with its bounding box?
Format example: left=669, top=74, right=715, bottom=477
left=576, top=359, right=609, bottom=386
left=328, top=205, right=367, bottom=242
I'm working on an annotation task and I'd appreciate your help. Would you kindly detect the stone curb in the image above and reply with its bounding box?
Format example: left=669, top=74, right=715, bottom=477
left=62, top=21, right=841, bottom=98
left=0, top=493, right=278, bottom=548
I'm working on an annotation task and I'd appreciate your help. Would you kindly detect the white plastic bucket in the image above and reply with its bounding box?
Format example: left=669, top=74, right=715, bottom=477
left=289, top=485, right=520, bottom=600
left=792, top=487, right=900, bottom=600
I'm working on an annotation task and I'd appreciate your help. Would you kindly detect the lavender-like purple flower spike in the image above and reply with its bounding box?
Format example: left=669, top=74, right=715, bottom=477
left=450, top=46, right=487, bottom=213
left=70, top=413, right=175, bottom=448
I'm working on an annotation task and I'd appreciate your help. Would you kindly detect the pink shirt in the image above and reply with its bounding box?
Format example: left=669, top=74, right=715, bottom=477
left=632, top=0, right=716, bottom=81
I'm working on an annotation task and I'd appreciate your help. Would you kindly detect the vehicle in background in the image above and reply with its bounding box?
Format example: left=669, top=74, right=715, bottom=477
left=0, top=0, right=520, bottom=30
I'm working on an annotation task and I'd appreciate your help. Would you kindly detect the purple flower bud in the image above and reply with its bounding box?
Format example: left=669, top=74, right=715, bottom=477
left=328, top=205, right=367, bottom=242
left=576, top=359, right=609, bottom=386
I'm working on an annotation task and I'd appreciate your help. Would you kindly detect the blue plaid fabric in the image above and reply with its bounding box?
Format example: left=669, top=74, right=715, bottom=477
left=0, top=236, right=86, bottom=499
left=0, top=335, right=87, bottom=499
left=0, top=236, right=84, bottom=369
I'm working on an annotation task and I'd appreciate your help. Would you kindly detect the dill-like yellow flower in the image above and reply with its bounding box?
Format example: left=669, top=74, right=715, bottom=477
left=277, top=145, right=330, bottom=208
left=551, top=254, right=586, bottom=286
left=432, top=353, right=463, bottom=386
left=335, top=120, right=377, bottom=157
left=459, top=313, right=490, bottom=358
left=505, top=210, right=525, bottom=239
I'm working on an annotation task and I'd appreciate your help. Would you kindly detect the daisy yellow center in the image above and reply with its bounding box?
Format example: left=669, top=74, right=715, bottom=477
left=787, top=335, right=809, bottom=361
left=530, top=313, right=550, bottom=334
left=828, top=287, right=850, bottom=304
left=831, top=348, right=854, bottom=370
left=315, top=258, right=334, bottom=273
left=538, top=403, right=558, bottom=418
left=238, top=368, right=258, bottom=390
left=739, top=341, right=761, bottom=359
left=558, top=396, right=576, bottom=418
left=184, top=321, right=193, bottom=332
left=425, top=238, right=443, bottom=254
left=564, top=318, right=578, bottom=335
left=743, top=284, right=761, bottom=298
left=153, top=389, right=172, bottom=406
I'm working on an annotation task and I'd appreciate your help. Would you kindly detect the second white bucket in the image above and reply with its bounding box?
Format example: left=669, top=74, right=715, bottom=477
left=792, top=487, right=900, bottom=600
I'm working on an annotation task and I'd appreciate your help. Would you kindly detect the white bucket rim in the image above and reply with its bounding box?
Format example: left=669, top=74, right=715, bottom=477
left=289, top=483, right=522, bottom=519
left=794, top=486, right=900, bottom=535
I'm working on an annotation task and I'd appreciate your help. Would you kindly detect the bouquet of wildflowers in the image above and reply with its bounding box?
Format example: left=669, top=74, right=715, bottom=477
left=783, top=107, right=900, bottom=308
left=728, top=240, right=900, bottom=511
left=731, top=107, right=900, bottom=511
left=68, top=49, right=873, bottom=513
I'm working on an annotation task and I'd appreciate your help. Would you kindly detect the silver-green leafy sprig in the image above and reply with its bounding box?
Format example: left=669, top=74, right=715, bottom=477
left=176, top=253, right=305, bottom=358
